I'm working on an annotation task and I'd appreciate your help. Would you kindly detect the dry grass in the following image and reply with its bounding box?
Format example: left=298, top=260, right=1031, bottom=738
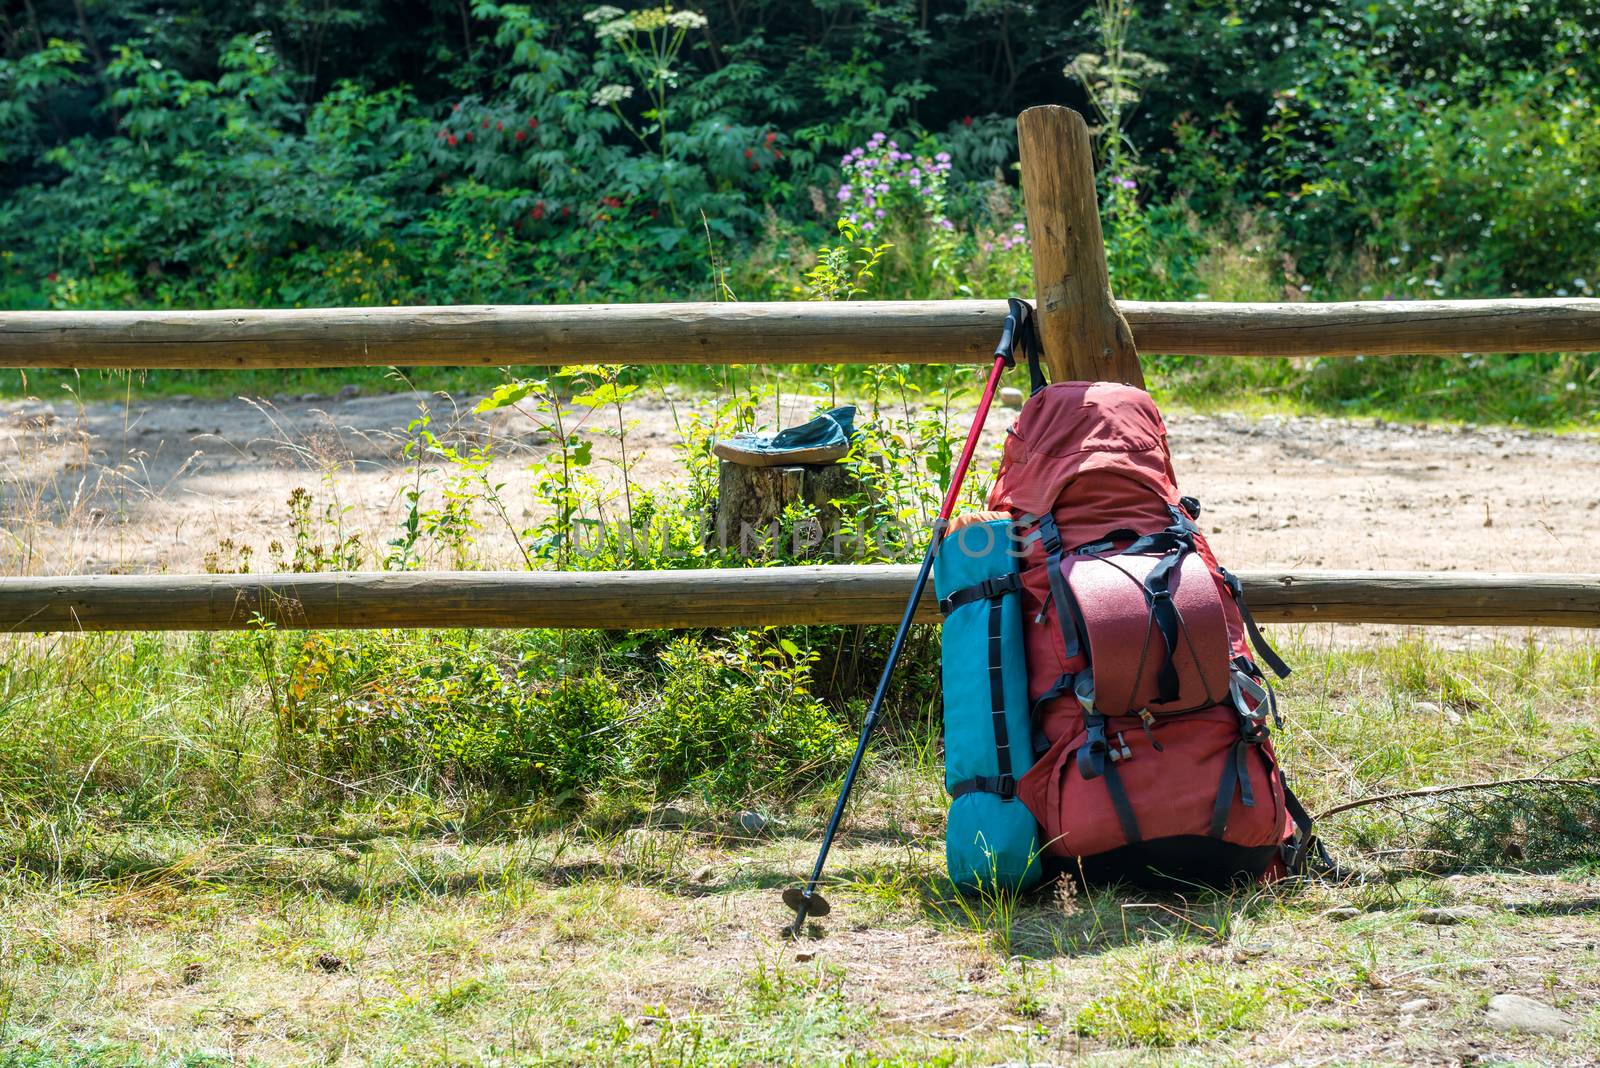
left=2, top=812, right=1597, bottom=1065
left=1, top=632, right=1597, bottom=1066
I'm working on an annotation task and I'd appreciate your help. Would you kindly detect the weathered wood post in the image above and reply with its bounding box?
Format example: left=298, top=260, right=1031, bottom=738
left=1016, top=105, right=1145, bottom=387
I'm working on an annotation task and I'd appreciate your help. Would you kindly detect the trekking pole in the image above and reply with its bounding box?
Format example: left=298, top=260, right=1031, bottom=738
left=784, top=298, right=1035, bottom=938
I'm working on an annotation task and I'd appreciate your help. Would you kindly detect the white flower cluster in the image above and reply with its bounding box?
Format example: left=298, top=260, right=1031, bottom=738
left=584, top=5, right=706, bottom=37
left=592, top=83, right=634, bottom=107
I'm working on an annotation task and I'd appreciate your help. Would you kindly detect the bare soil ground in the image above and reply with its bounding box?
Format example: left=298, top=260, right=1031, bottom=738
left=3, top=388, right=1597, bottom=583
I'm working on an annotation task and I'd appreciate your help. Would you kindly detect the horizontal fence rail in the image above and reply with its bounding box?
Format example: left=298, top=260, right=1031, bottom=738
left=0, top=568, right=1595, bottom=633
left=3, top=298, right=1599, bottom=369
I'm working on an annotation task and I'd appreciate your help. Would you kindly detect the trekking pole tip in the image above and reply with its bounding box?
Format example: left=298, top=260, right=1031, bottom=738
left=781, top=886, right=830, bottom=938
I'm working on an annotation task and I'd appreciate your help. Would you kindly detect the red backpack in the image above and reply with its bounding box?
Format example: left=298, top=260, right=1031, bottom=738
left=988, top=380, right=1321, bottom=888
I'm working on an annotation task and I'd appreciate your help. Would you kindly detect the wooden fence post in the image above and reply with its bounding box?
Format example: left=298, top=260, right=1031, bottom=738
left=1016, top=105, right=1145, bottom=387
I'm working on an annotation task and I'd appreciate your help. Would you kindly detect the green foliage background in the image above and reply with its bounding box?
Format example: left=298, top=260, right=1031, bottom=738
left=3, top=0, right=1599, bottom=423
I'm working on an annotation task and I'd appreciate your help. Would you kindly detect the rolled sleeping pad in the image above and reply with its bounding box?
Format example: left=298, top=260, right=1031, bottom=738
left=936, top=515, right=1042, bottom=894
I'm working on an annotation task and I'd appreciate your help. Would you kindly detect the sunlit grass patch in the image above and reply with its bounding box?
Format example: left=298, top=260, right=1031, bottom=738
left=1071, top=949, right=1282, bottom=1047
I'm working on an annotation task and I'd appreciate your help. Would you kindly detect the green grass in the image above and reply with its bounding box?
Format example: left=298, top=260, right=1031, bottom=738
left=0, top=630, right=1597, bottom=1063
left=1070, top=949, right=1284, bottom=1047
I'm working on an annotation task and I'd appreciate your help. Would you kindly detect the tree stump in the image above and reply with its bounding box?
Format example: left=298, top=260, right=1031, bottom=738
left=713, top=460, right=863, bottom=560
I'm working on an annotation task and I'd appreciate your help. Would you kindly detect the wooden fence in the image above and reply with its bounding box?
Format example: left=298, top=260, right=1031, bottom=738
left=1, top=569, right=1595, bottom=633
left=0, top=104, right=1596, bottom=634
left=4, top=299, right=1597, bottom=368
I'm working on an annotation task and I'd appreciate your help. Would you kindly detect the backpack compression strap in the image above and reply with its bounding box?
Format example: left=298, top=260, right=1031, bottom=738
left=1280, top=782, right=1331, bottom=874
left=1028, top=513, right=1084, bottom=717
left=1220, top=568, right=1292, bottom=679
left=937, top=574, right=1020, bottom=615
left=946, top=578, right=1020, bottom=802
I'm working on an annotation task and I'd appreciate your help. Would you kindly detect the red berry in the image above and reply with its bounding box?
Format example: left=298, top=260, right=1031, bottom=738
left=515, top=130, right=526, bottom=141
left=773, top=149, right=783, bottom=159
left=527, top=117, right=538, bottom=129
left=962, top=115, right=973, bottom=126
left=744, top=148, right=754, bottom=158
left=765, top=131, right=776, bottom=145
left=447, top=134, right=457, bottom=146
left=453, top=103, right=462, bottom=112
left=749, top=161, right=760, bottom=172
left=650, top=209, right=659, bottom=219
left=481, top=118, right=489, bottom=129
left=46, top=271, right=59, bottom=282
left=466, top=131, right=473, bottom=142
left=496, top=121, right=503, bottom=131
left=561, top=206, right=570, bottom=217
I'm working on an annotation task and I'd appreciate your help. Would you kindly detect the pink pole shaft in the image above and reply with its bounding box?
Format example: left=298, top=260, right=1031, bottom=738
left=936, top=354, right=1008, bottom=522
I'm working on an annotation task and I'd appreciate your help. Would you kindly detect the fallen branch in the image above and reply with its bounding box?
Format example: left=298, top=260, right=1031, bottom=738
left=1317, top=776, right=1600, bottom=820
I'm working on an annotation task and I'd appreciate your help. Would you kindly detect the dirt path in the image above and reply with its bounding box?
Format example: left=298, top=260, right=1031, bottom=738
left=2, top=387, right=1597, bottom=619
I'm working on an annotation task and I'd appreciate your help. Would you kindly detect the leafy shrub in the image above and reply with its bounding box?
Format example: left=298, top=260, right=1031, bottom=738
left=270, top=628, right=846, bottom=803
left=1387, top=73, right=1600, bottom=297
left=637, top=635, right=850, bottom=796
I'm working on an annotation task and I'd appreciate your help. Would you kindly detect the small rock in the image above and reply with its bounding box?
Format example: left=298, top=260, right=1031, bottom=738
left=1412, top=701, right=1443, bottom=716
left=1485, top=994, right=1575, bottom=1037
left=314, top=952, right=346, bottom=973
left=620, top=827, right=657, bottom=849
left=337, top=384, right=362, bottom=400
left=1324, top=906, right=1361, bottom=921
left=690, top=864, right=716, bottom=884
left=794, top=950, right=815, bottom=962
left=1398, top=997, right=1433, bottom=1014
left=999, top=386, right=1025, bottom=409
left=1417, top=905, right=1483, bottom=925
left=737, top=811, right=768, bottom=835
left=654, top=806, right=692, bottom=828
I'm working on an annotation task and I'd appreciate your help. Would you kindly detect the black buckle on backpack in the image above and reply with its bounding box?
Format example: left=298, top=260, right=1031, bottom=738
left=937, top=573, right=1019, bottom=615
left=1078, top=720, right=1109, bottom=781
left=949, top=773, right=1018, bottom=801
left=1034, top=514, right=1064, bottom=556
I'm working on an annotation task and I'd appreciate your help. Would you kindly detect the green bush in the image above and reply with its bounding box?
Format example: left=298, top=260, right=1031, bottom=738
left=1388, top=73, right=1600, bottom=297
left=270, top=628, right=847, bottom=804
left=640, top=635, right=850, bottom=795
